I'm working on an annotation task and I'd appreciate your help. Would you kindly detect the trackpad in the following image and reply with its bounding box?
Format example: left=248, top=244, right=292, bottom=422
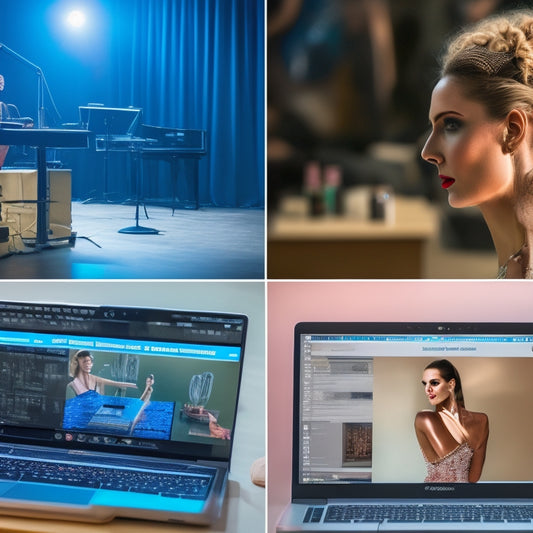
left=3, top=483, right=94, bottom=506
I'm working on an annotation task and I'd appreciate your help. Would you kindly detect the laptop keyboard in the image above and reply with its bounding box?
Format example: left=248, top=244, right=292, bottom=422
left=304, top=504, right=533, bottom=524
left=0, top=456, right=214, bottom=500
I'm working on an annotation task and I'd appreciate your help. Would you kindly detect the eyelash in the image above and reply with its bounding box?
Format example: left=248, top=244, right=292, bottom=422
left=442, top=117, right=463, bottom=132
left=421, top=380, right=441, bottom=387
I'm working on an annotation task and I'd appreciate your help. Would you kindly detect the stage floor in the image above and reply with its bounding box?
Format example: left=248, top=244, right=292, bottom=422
left=0, top=202, right=265, bottom=279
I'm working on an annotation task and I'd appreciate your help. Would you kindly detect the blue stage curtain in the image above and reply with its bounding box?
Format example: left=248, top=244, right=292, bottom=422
left=109, top=0, right=264, bottom=208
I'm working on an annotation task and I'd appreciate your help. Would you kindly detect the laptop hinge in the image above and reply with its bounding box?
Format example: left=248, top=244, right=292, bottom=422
left=197, top=459, right=228, bottom=469
left=293, top=499, right=328, bottom=505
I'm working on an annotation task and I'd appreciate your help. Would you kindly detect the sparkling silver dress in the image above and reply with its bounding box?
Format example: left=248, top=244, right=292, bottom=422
left=424, top=441, right=474, bottom=483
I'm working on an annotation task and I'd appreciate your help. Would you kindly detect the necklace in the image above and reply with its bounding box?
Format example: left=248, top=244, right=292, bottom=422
left=496, top=242, right=526, bottom=279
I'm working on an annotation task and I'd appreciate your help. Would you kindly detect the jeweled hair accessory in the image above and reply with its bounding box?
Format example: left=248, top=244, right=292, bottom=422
left=447, top=44, right=518, bottom=78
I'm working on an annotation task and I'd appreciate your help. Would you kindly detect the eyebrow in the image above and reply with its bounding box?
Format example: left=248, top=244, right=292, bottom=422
left=429, top=110, right=464, bottom=125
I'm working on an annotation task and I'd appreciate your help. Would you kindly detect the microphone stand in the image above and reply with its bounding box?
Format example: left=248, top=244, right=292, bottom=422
left=0, top=42, right=62, bottom=127
left=0, top=43, right=63, bottom=248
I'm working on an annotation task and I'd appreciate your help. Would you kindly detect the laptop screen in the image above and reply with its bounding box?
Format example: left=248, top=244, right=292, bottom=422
left=293, top=322, right=533, bottom=500
left=0, top=300, right=246, bottom=463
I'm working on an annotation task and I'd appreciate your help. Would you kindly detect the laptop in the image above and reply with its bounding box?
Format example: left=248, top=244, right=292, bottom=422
left=277, top=321, right=533, bottom=532
left=0, top=299, right=247, bottom=525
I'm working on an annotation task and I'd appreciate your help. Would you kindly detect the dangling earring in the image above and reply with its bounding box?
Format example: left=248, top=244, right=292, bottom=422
left=449, top=389, right=458, bottom=419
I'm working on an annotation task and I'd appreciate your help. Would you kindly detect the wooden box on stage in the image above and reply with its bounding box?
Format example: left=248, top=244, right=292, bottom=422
left=0, top=169, right=71, bottom=241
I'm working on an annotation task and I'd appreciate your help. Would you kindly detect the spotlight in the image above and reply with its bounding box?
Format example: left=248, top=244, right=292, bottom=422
left=66, top=10, right=86, bottom=28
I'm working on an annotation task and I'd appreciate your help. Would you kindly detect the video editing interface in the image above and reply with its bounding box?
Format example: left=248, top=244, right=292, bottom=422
left=0, top=301, right=245, bottom=456
left=298, top=330, right=533, bottom=485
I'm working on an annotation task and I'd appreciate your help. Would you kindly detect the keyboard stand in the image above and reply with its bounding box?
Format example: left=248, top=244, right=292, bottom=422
left=118, top=147, right=159, bottom=235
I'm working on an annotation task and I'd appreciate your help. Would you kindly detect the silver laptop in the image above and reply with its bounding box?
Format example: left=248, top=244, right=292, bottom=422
left=277, top=321, right=533, bottom=532
left=0, top=299, right=246, bottom=525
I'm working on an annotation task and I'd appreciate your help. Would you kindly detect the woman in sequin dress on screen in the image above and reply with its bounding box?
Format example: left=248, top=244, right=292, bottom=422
left=414, top=359, right=489, bottom=483
left=420, top=10, right=533, bottom=278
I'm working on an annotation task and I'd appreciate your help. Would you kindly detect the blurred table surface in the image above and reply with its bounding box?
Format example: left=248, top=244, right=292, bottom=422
left=268, top=196, right=438, bottom=279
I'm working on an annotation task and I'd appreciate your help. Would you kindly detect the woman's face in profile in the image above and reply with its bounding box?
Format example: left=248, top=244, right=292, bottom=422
left=421, top=75, right=514, bottom=209
left=422, top=368, right=453, bottom=407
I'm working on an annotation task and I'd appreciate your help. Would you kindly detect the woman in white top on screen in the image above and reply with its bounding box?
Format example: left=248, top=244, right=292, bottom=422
left=67, top=349, right=154, bottom=401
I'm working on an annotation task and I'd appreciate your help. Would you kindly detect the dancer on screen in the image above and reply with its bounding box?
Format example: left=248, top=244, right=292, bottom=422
left=415, top=359, right=489, bottom=482
left=67, top=349, right=154, bottom=402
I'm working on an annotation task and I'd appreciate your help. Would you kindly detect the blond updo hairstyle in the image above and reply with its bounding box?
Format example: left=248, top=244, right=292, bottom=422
left=69, top=349, right=93, bottom=378
left=440, top=11, right=533, bottom=121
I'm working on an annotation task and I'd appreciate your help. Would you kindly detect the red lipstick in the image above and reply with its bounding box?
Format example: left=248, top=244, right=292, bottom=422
left=440, top=175, right=455, bottom=189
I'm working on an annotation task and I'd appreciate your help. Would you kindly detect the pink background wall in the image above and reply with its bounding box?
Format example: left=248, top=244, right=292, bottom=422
left=267, top=280, right=533, bottom=533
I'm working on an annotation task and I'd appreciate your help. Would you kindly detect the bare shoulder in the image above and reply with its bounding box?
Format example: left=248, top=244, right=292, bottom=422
left=464, top=409, right=488, bottom=423
left=463, top=409, right=489, bottom=433
left=415, top=410, right=437, bottom=429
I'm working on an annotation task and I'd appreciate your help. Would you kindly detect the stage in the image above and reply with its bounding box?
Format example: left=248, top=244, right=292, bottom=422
left=0, top=201, right=264, bottom=279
